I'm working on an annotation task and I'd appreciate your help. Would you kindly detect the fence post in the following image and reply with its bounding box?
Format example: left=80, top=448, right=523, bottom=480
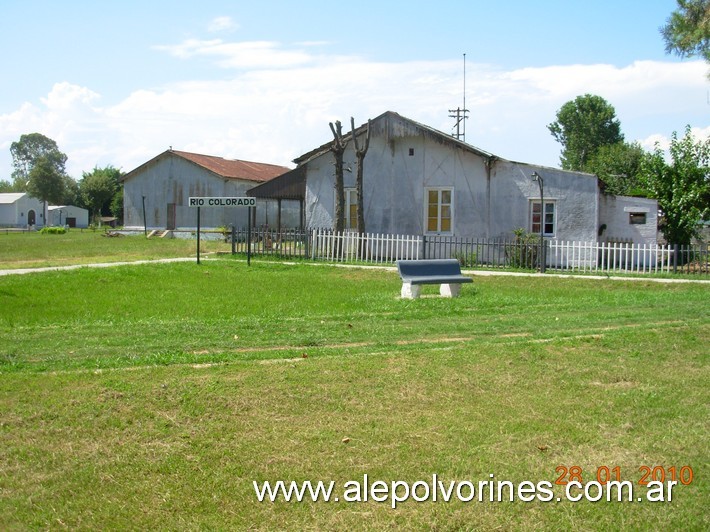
left=541, top=239, right=547, bottom=273
left=231, top=224, right=236, bottom=255
left=421, top=235, right=427, bottom=259
left=673, top=244, right=678, bottom=273
left=310, top=228, right=317, bottom=261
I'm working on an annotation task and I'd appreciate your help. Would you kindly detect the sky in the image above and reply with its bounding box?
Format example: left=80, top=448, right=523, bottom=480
left=1, top=0, right=708, bottom=181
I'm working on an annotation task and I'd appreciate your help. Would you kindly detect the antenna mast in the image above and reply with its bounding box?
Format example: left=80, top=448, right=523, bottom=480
left=449, top=53, right=469, bottom=142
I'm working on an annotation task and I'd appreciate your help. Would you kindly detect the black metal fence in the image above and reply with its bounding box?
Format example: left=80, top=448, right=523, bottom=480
left=229, top=226, right=310, bottom=260
left=224, top=227, right=710, bottom=276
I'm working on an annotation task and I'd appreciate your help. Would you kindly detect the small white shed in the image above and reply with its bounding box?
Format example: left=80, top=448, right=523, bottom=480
left=47, top=205, right=89, bottom=228
left=0, top=193, right=45, bottom=228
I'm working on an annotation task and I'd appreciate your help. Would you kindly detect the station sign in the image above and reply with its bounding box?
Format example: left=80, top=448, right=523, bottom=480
left=188, top=197, right=255, bottom=207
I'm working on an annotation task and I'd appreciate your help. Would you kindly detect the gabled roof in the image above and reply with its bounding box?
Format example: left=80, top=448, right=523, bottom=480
left=121, top=149, right=291, bottom=183
left=293, top=111, right=497, bottom=166
left=0, top=193, right=28, bottom=205
left=249, top=111, right=500, bottom=202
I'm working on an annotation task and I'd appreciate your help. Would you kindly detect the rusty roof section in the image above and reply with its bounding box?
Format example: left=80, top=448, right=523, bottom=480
left=172, top=150, right=291, bottom=183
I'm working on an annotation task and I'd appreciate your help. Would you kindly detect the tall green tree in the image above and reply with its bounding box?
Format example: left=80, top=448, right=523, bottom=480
left=548, top=94, right=624, bottom=171
left=110, top=187, right=124, bottom=223
left=661, top=0, right=710, bottom=69
left=80, top=166, right=121, bottom=222
left=61, top=175, right=81, bottom=206
left=10, top=133, right=69, bottom=224
left=585, top=141, right=647, bottom=196
left=10, top=133, right=67, bottom=185
left=26, top=155, right=66, bottom=206
left=640, top=126, right=710, bottom=245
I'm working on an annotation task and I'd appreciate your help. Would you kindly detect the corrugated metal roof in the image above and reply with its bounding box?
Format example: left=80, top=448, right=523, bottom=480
left=172, top=150, right=291, bottom=183
left=121, top=149, right=292, bottom=184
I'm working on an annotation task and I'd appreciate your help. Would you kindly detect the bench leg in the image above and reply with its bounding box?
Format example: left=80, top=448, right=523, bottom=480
left=440, top=283, right=461, bottom=298
left=401, top=282, right=421, bottom=299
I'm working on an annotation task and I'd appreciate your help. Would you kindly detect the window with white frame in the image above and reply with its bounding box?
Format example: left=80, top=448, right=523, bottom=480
left=530, top=200, right=556, bottom=237
left=426, top=188, right=453, bottom=234
left=345, top=188, right=358, bottom=230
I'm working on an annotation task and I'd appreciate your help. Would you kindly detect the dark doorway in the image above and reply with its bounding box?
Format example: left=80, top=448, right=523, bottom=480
left=167, top=203, right=176, bottom=230
left=27, top=210, right=36, bottom=226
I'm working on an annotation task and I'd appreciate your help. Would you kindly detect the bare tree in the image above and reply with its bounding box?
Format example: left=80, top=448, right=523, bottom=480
left=328, top=120, right=348, bottom=232
left=350, top=117, right=371, bottom=235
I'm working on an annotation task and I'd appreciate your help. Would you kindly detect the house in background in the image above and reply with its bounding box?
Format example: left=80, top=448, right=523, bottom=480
left=0, top=193, right=45, bottom=228
left=47, top=205, right=89, bottom=228
left=0, top=193, right=90, bottom=229
left=121, top=149, right=298, bottom=230
left=254, top=111, right=657, bottom=247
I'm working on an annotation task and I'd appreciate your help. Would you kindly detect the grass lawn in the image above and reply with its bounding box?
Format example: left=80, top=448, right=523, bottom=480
left=0, top=257, right=708, bottom=529
left=0, top=229, right=231, bottom=269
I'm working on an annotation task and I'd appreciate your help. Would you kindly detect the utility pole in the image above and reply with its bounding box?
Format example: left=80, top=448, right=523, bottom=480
left=449, top=53, right=469, bottom=142
left=448, top=107, right=469, bottom=141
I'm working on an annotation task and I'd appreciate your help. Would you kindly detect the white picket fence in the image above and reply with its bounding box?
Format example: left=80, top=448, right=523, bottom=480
left=547, top=240, right=675, bottom=274
left=310, top=229, right=420, bottom=263
left=309, top=229, right=709, bottom=275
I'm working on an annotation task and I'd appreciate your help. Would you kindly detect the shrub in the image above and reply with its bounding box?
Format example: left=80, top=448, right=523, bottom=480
left=39, top=226, right=67, bottom=235
left=505, top=228, right=540, bottom=269
left=452, top=250, right=477, bottom=267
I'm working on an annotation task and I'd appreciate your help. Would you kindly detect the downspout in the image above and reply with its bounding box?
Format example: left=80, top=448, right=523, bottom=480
left=485, top=156, right=496, bottom=238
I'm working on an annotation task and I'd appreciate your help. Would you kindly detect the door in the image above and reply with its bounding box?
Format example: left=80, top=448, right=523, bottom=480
left=167, top=203, right=176, bottom=230
left=27, top=209, right=36, bottom=226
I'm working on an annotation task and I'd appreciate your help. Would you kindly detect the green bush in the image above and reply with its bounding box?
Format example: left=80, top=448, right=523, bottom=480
left=452, top=250, right=477, bottom=267
left=39, top=226, right=67, bottom=235
left=505, top=228, right=540, bottom=269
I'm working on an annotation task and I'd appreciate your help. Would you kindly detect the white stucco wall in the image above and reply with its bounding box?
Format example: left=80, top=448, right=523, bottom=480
left=0, top=193, right=45, bottom=227
left=491, top=161, right=600, bottom=242
left=303, top=114, right=602, bottom=243
left=47, top=205, right=89, bottom=228
left=305, top=119, right=491, bottom=236
left=598, top=194, right=657, bottom=245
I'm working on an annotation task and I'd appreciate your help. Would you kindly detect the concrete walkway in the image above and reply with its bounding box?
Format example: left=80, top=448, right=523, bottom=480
left=0, top=257, right=199, bottom=276
left=1, top=256, right=709, bottom=284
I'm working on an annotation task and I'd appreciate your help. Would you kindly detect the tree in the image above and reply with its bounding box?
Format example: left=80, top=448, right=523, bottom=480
left=586, top=142, right=647, bottom=196
left=10, top=133, right=67, bottom=185
left=328, top=120, right=349, bottom=232
left=640, top=126, right=710, bottom=245
left=110, top=187, right=124, bottom=223
left=350, top=117, right=371, bottom=235
left=61, top=175, right=81, bottom=206
left=661, top=0, right=710, bottom=70
left=548, top=94, right=624, bottom=171
left=10, top=133, right=69, bottom=223
left=26, top=155, right=66, bottom=214
left=80, top=166, right=120, bottom=223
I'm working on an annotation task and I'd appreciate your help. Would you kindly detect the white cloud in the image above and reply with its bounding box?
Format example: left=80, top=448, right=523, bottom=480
left=154, top=39, right=316, bottom=69
left=208, top=16, right=238, bottom=33
left=640, top=126, right=710, bottom=156
left=0, top=48, right=707, bottom=182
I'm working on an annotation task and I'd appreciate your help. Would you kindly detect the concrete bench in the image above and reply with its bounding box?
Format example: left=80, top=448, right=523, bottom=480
left=396, top=259, right=473, bottom=299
